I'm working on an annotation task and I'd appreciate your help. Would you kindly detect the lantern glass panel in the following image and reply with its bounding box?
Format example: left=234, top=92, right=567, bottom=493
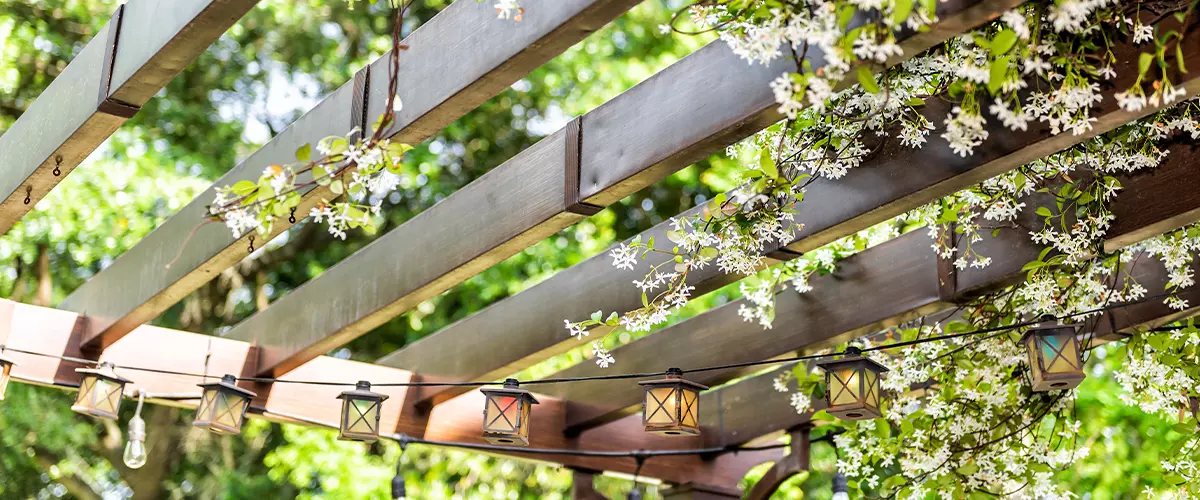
left=74, top=376, right=95, bottom=408
left=0, top=361, right=11, bottom=400
left=215, top=391, right=248, bottom=430
left=485, top=394, right=521, bottom=433
left=680, top=388, right=698, bottom=427
left=1041, top=332, right=1080, bottom=373
left=518, top=402, right=531, bottom=440
left=830, top=367, right=860, bottom=406
left=347, top=399, right=379, bottom=435
left=645, top=386, right=678, bottom=425
left=863, top=368, right=880, bottom=408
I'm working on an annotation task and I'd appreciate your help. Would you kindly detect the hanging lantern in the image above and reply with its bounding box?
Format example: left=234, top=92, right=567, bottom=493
left=638, top=367, right=707, bottom=436
left=192, top=374, right=256, bottom=435
left=480, top=378, right=538, bottom=446
left=0, top=349, right=16, bottom=401
left=337, top=381, right=389, bottom=442
left=816, top=347, right=888, bottom=421
left=1020, top=317, right=1085, bottom=392
left=72, top=362, right=132, bottom=420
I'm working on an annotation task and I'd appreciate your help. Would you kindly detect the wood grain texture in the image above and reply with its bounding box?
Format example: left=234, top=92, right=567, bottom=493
left=0, top=0, right=259, bottom=235
left=59, top=0, right=638, bottom=350
left=228, top=132, right=580, bottom=377
left=0, top=300, right=777, bottom=485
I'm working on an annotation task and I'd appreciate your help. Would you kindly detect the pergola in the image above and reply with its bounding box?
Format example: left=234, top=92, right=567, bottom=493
left=2, top=0, right=1199, bottom=497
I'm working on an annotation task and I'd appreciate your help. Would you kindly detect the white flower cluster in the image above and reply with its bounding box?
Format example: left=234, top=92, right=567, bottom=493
left=1114, top=342, right=1198, bottom=416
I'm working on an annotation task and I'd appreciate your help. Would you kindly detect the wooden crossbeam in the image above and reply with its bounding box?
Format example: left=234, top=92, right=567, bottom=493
left=542, top=144, right=1200, bottom=434
left=0, top=299, right=774, bottom=486
left=58, top=0, right=640, bottom=351
left=375, top=0, right=1025, bottom=404
left=0, top=0, right=259, bottom=235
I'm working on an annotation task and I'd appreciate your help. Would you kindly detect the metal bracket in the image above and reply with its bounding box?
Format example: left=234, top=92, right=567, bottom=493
left=351, top=65, right=371, bottom=139
left=564, top=116, right=603, bottom=217
left=97, top=4, right=141, bottom=119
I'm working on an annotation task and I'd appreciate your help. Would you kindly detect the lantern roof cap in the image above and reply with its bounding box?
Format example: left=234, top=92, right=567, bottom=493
left=198, top=374, right=257, bottom=399
left=75, top=361, right=132, bottom=384
left=481, top=378, right=539, bottom=404
left=814, top=348, right=889, bottom=373
left=1018, top=318, right=1082, bottom=344
left=637, top=368, right=708, bottom=390
left=338, top=380, right=390, bottom=401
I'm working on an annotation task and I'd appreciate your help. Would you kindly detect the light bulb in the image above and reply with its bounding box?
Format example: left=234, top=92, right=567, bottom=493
left=123, top=414, right=148, bottom=469
left=390, top=474, right=406, bottom=500
left=832, top=471, right=849, bottom=500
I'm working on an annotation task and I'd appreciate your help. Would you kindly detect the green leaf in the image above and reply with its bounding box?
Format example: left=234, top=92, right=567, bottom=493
left=857, top=66, right=880, bottom=93
left=991, top=29, right=1017, bottom=55
left=387, top=142, right=414, bottom=158
left=295, top=143, right=312, bottom=162
left=330, top=179, right=344, bottom=196
left=904, top=97, right=926, bottom=106
left=590, top=310, right=603, bottom=322
left=759, top=149, right=779, bottom=180
left=231, top=180, right=257, bottom=196
left=699, top=247, right=719, bottom=259
left=1036, top=206, right=1052, bottom=217
left=892, top=0, right=914, bottom=24
left=988, top=56, right=1010, bottom=94
left=1178, top=43, right=1189, bottom=74
left=313, top=165, right=331, bottom=186
left=1139, top=52, right=1154, bottom=77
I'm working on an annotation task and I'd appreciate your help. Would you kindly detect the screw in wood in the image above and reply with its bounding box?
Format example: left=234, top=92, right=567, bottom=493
left=53, top=156, right=62, bottom=176
left=23, top=186, right=31, bottom=205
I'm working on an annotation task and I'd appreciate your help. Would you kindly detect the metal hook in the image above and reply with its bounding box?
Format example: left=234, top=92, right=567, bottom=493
left=288, top=207, right=297, bottom=224
left=53, top=156, right=62, bottom=176
left=23, top=186, right=31, bottom=205
left=248, top=235, right=255, bottom=253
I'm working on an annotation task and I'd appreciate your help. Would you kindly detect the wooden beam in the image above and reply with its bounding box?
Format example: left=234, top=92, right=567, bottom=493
left=744, top=426, right=811, bottom=500
left=546, top=145, right=1200, bottom=434
left=570, top=470, right=608, bottom=500
left=58, top=0, right=641, bottom=351
left=378, top=11, right=1200, bottom=408
left=0, top=299, right=773, bottom=485
left=375, top=0, right=1025, bottom=403
left=0, top=0, right=259, bottom=235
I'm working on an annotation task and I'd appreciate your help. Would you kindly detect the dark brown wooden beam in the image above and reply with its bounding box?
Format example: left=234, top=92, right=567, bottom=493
left=0, top=0, right=259, bottom=235
left=375, top=0, right=1026, bottom=404
left=59, top=0, right=641, bottom=351
left=744, top=426, right=811, bottom=500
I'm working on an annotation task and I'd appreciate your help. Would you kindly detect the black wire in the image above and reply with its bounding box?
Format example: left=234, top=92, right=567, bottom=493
left=1, top=291, right=1176, bottom=390
left=377, top=430, right=841, bottom=458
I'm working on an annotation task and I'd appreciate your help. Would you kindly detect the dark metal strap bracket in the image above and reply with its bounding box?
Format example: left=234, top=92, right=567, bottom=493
left=97, top=4, right=141, bottom=119
left=564, top=117, right=603, bottom=217
left=352, top=65, right=371, bottom=139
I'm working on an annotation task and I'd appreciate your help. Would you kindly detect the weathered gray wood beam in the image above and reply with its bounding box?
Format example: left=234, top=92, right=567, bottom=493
left=375, top=0, right=1025, bottom=403
left=0, top=0, right=259, bottom=235
left=59, top=0, right=640, bottom=350
left=546, top=144, right=1200, bottom=434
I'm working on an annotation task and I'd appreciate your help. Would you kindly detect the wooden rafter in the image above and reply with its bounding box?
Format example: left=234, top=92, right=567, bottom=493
left=0, top=0, right=260, bottom=235
left=58, top=0, right=641, bottom=352
left=744, top=426, right=812, bottom=500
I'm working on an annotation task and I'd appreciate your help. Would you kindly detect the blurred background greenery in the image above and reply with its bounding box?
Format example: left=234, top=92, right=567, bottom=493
left=0, top=0, right=1180, bottom=498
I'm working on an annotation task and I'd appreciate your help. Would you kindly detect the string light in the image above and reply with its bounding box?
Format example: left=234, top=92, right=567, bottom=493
left=391, top=434, right=408, bottom=499
left=831, top=471, right=849, bottom=500
left=638, top=368, right=705, bottom=436
left=480, top=378, right=538, bottom=446
left=337, top=381, right=388, bottom=442
left=0, top=346, right=15, bottom=400
left=71, top=362, right=131, bottom=420
left=192, top=374, right=255, bottom=435
left=123, top=390, right=148, bottom=469
left=815, top=346, right=888, bottom=421
left=1020, top=316, right=1087, bottom=392
left=627, top=454, right=646, bottom=500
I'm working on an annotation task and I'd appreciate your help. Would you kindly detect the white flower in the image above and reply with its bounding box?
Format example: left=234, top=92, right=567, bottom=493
left=592, top=343, right=615, bottom=368
left=494, top=0, right=521, bottom=20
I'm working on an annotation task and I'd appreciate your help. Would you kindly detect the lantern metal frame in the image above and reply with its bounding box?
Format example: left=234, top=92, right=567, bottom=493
left=815, top=347, right=888, bottom=421
left=479, top=378, right=539, bottom=446
left=0, top=348, right=16, bottom=401
left=72, top=362, right=132, bottom=420
left=1019, top=318, right=1086, bottom=392
left=337, top=380, right=389, bottom=442
left=637, top=367, right=707, bottom=436
left=192, top=374, right=256, bottom=435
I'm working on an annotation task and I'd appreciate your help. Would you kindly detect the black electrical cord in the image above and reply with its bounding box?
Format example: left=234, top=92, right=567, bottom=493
left=0, top=290, right=1177, bottom=391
